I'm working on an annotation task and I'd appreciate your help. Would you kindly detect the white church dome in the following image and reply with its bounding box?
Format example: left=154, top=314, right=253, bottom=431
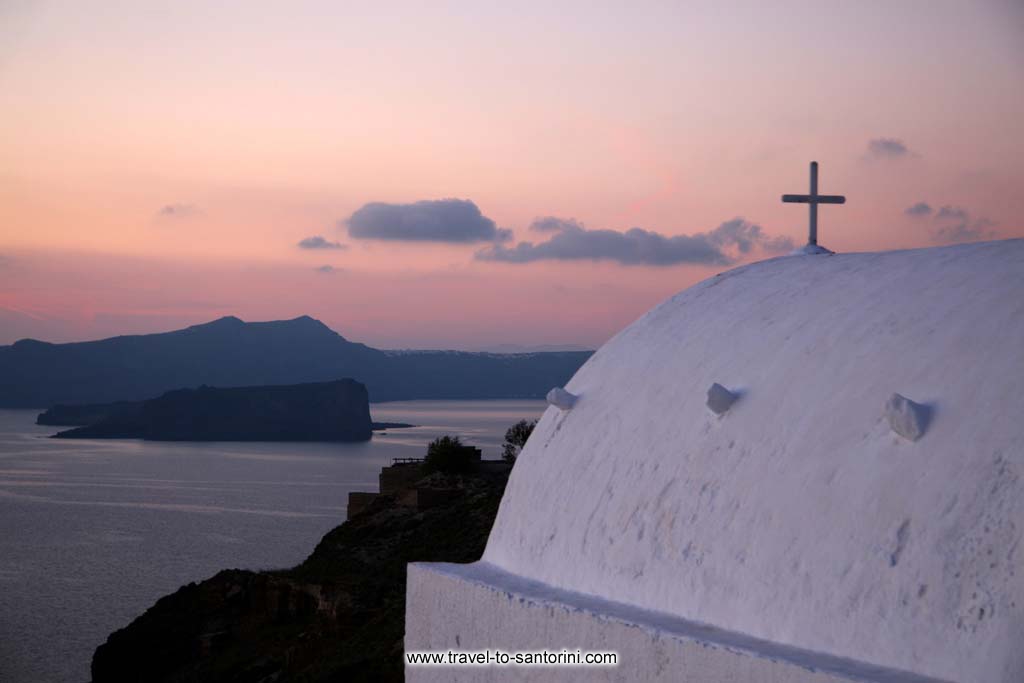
left=483, top=239, right=1024, bottom=683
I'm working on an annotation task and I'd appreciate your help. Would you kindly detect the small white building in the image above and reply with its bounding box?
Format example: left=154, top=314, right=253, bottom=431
left=406, top=239, right=1024, bottom=682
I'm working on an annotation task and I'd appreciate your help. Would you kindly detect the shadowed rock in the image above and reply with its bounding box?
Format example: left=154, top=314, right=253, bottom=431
left=885, top=393, right=930, bottom=441
left=706, top=383, right=739, bottom=415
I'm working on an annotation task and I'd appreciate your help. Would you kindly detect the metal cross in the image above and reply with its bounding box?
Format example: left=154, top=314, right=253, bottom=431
left=782, top=161, right=845, bottom=246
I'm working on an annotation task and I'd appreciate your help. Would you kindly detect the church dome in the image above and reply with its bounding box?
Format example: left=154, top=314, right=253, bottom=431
left=483, top=239, right=1024, bottom=683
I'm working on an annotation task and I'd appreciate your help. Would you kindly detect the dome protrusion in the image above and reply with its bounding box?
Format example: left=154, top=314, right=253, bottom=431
left=885, top=393, right=930, bottom=441
left=790, top=243, right=835, bottom=256
left=546, top=387, right=578, bottom=411
left=706, top=383, right=739, bottom=415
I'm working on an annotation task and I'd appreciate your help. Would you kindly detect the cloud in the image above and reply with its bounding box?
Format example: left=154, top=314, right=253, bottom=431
left=530, top=216, right=584, bottom=233
left=904, top=202, right=933, bottom=217
left=476, top=218, right=795, bottom=266
left=930, top=205, right=997, bottom=244
left=315, top=265, right=338, bottom=274
left=298, top=235, right=346, bottom=250
left=866, top=138, right=912, bottom=159
left=156, top=203, right=197, bottom=218
left=935, top=205, right=969, bottom=222
left=932, top=220, right=996, bottom=244
left=345, top=199, right=508, bottom=243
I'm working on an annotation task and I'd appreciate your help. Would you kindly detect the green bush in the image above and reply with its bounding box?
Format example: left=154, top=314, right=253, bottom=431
left=423, top=435, right=477, bottom=474
left=502, top=419, right=537, bottom=463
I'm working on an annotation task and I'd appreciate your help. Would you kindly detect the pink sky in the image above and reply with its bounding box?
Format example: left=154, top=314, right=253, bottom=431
left=1, top=1, right=1022, bottom=349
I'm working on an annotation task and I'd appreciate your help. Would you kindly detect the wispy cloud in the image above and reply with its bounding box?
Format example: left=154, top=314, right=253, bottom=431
left=930, top=205, right=997, bottom=244
left=156, top=203, right=198, bottom=219
left=477, top=218, right=794, bottom=266
left=345, top=198, right=511, bottom=243
left=866, top=138, right=912, bottom=160
left=904, top=202, right=933, bottom=217
left=298, top=235, right=346, bottom=250
left=935, top=205, right=969, bottom=222
left=315, top=264, right=339, bottom=274
left=530, top=216, right=585, bottom=233
left=933, top=221, right=996, bottom=244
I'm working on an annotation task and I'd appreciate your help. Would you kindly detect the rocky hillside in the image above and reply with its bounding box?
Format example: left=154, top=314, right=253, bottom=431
left=91, top=469, right=508, bottom=682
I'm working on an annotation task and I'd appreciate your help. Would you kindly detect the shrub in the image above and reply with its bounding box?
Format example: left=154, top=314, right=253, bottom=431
left=501, top=419, right=537, bottom=463
left=423, top=435, right=477, bottom=474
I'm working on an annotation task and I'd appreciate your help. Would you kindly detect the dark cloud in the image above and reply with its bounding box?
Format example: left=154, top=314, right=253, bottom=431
left=345, top=199, right=507, bottom=243
left=867, top=138, right=912, bottom=159
left=904, top=202, right=933, bottom=217
left=157, top=203, right=197, bottom=218
left=298, top=235, right=346, bottom=250
left=530, top=216, right=584, bottom=233
left=315, top=265, right=338, bottom=274
left=931, top=206, right=997, bottom=244
left=476, top=218, right=795, bottom=266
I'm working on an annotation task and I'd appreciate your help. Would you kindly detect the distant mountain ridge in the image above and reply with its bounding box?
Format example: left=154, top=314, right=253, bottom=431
left=0, top=316, right=591, bottom=408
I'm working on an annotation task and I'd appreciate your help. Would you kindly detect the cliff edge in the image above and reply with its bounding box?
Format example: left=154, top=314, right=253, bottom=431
left=91, top=469, right=507, bottom=682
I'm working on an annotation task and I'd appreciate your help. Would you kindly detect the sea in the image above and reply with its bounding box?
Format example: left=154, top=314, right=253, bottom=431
left=0, top=400, right=545, bottom=683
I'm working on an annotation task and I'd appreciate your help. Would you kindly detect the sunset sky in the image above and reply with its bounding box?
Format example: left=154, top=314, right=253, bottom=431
left=1, top=1, right=1022, bottom=349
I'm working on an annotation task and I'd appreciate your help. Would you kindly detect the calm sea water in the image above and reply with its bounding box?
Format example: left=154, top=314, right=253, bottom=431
left=0, top=400, right=544, bottom=683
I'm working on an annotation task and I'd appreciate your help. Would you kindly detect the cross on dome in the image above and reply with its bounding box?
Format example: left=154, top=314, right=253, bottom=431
left=782, top=161, right=846, bottom=250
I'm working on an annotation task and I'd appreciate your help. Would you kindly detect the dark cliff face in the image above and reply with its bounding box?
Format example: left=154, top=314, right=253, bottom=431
left=0, top=315, right=590, bottom=408
left=36, top=401, right=142, bottom=426
left=53, top=379, right=373, bottom=442
left=91, top=471, right=507, bottom=683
